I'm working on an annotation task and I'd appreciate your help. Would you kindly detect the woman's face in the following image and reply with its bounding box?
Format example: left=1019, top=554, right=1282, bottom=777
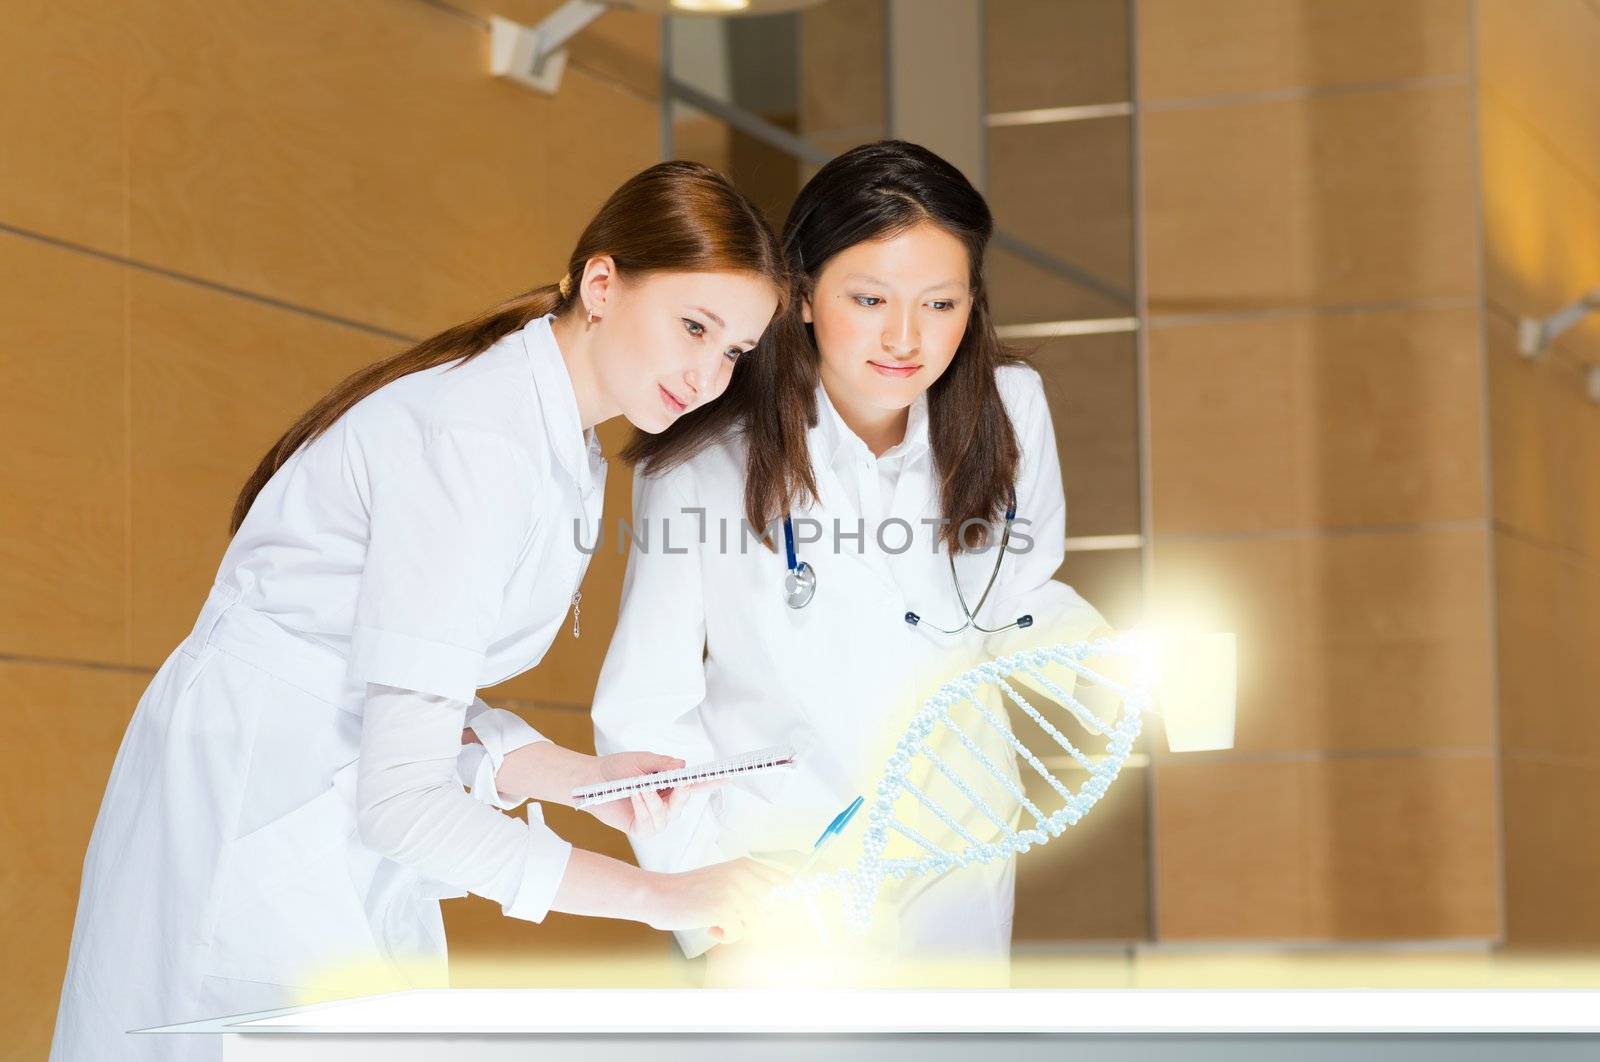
left=803, top=219, right=973, bottom=416
left=590, top=266, right=780, bottom=433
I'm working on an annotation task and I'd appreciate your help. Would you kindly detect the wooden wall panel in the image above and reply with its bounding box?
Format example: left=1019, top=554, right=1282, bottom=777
left=1152, top=758, right=1306, bottom=937
left=0, top=235, right=129, bottom=664
left=1142, top=85, right=1477, bottom=314
left=1495, top=533, right=1600, bottom=762
left=123, top=0, right=660, bottom=339
left=0, top=662, right=143, bottom=1059
left=986, top=245, right=1131, bottom=326
left=986, top=0, right=1130, bottom=113
left=1149, top=528, right=1493, bottom=755
left=1014, top=765, right=1150, bottom=942
left=0, top=0, right=127, bottom=254
left=1502, top=754, right=1600, bottom=945
left=1149, top=306, right=1485, bottom=534
left=988, top=119, right=1134, bottom=316
left=1032, top=333, right=1141, bottom=538
left=1137, top=0, right=1469, bottom=102
left=126, top=273, right=399, bottom=664
left=1155, top=754, right=1498, bottom=940
left=799, top=0, right=886, bottom=140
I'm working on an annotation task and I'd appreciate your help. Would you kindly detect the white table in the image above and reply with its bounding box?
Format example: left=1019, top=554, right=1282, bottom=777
left=143, top=988, right=1600, bottom=1060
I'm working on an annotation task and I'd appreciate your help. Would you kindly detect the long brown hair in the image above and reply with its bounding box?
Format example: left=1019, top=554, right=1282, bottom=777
left=230, top=160, right=786, bottom=534
left=626, top=140, right=1025, bottom=552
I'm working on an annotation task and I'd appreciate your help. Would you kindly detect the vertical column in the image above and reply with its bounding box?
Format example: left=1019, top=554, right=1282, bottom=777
left=886, top=0, right=987, bottom=189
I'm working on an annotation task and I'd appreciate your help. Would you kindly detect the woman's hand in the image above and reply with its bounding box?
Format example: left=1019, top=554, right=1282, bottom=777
left=580, top=751, right=697, bottom=838
left=488, top=742, right=712, bottom=837
left=642, top=858, right=790, bottom=944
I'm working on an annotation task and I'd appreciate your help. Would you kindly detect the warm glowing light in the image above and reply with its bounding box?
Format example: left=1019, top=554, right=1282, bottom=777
left=670, top=0, right=752, bottom=12
left=1142, top=628, right=1237, bottom=752
left=141, top=951, right=1600, bottom=1035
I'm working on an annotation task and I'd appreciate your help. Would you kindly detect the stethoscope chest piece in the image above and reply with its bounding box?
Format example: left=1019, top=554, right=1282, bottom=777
left=784, top=560, right=817, bottom=609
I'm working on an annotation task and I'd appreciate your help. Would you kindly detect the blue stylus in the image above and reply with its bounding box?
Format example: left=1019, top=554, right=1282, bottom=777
left=812, top=795, right=865, bottom=850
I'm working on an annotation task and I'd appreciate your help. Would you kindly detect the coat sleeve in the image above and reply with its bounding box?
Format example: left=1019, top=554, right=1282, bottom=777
left=590, top=464, right=727, bottom=957
left=348, top=423, right=536, bottom=703
left=357, top=683, right=573, bottom=923
left=343, top=420, right=572, bottom=917
left=459, top=698, right=549, bottom=811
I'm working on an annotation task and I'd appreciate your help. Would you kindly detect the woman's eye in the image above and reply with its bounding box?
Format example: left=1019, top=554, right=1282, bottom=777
left=853, top=295, right=884, bottom=307
left=683, top=318, right=706, bottom=337
left=723, top=348, right=743, bottom=363
left=930, top=300, right=956, bottom=311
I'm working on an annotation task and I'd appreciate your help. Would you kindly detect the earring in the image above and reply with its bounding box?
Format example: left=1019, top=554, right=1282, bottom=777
left=587, top=305, right=600, bottom=325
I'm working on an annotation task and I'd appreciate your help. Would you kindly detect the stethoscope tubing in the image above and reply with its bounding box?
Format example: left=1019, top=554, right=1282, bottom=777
left=780, top=501, right=1031, bottom=634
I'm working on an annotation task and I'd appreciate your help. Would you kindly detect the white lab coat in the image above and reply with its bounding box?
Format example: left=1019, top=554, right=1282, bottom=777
left=50, top=315, right=602, bottom=1061
left=592, top=363, right=1106, bottom=963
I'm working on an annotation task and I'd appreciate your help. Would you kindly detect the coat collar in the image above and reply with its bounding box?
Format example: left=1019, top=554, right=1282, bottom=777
left=522, top=314, right=604, bottom=498
left=809, top=380, right=931, bottom=475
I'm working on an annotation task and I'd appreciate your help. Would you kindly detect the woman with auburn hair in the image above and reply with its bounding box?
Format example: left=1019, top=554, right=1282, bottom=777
left=593, top=141, right=1111, bottom=974
left=52, top=160, right=788, bottom=1061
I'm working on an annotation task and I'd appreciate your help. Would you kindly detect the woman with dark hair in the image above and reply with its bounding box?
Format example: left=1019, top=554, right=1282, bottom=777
left=52, top=160, right=788, bottom=1062
left=593, top=141, right=1110, bottom=974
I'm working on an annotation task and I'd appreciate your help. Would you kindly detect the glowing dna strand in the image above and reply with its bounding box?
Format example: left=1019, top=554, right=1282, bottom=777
left=781, top=633, right=1153, bottom=933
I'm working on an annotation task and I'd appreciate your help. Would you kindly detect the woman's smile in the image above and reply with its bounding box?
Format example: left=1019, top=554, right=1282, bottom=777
left=867, top=359, right=922, bottom=378
left=658, top=383, right=689, bottom=414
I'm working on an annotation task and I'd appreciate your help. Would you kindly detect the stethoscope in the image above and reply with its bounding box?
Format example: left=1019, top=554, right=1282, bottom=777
left=781, top=501, right=1034, bottom=636
left=781, top=513, right=819, bottom=609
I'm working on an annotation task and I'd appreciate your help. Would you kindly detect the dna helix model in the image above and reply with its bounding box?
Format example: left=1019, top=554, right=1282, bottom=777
left=780, top=633, right=1155, bottom=933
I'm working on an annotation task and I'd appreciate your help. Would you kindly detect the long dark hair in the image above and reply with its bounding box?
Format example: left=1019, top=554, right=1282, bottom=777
left=230, top=160, right=786, bottom=534
left=626, top=140, right=1025, bottom=551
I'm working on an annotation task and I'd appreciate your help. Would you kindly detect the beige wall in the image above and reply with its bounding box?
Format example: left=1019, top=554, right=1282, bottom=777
left=1138, top=0, right=1502, bottom=941
left=0, top=1, right=662, bottom=1054
left=1478, top=0, right=1600, bottom=947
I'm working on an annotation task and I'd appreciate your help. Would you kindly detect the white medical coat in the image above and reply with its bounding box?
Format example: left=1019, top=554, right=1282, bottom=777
left=592, top=364, right=1106, bottom=961
left=50, top=315, right=602, bottom=1061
